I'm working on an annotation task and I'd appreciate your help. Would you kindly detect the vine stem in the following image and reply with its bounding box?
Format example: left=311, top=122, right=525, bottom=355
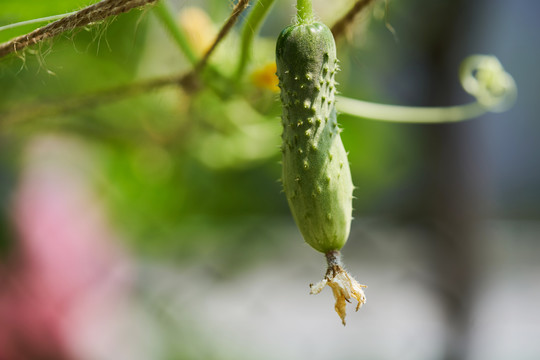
left=296, top=0, right=313, bottom=24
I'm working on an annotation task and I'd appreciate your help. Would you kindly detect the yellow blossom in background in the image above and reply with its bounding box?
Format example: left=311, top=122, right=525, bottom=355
left=178, top=7, right=216, bottom=56
left=251, top=62, right=280, bottom=92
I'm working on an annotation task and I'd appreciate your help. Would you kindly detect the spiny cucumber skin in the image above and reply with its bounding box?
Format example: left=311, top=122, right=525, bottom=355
left=276, top=22, right=354, bottom=253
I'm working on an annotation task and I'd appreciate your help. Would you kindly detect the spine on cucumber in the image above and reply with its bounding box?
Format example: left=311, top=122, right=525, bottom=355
left=276, top=21, right=354, bottom=253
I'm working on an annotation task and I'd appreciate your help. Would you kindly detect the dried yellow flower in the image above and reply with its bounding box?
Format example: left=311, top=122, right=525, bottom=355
left=310, top=251, right=367, bottom=325
left=251, top=62, right=280, bottom=92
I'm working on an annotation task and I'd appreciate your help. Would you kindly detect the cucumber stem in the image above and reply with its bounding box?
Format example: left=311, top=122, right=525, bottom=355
left=296, top=0, right=314, bottom=24
left=325, top=250, right=343, bottom=268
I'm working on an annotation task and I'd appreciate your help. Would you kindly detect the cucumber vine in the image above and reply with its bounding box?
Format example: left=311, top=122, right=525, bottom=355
left=0, top=0, right=517, bottom=325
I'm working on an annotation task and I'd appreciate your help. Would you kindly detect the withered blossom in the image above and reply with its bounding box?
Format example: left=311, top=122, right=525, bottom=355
left=310, top=251, right=367, bottom=325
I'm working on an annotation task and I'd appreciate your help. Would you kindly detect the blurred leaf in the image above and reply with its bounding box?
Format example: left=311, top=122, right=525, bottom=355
left=0, top=0, right=96, bottom=42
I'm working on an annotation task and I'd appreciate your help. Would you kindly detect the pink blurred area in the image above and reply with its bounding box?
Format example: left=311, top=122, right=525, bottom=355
left=0, top=136, right=132, bottom=360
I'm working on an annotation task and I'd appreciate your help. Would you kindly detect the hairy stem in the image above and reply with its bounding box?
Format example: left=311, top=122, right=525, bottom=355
left=325, top=250, right=343, bottom=268
left=296, top=0, right=313, bottom=24
left=0, top=0, right=158, bottom=58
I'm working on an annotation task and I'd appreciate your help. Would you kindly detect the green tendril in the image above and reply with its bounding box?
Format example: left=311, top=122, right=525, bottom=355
left=337, top=55, right=517, bottom=123
left=0, top=12, right=78, bottom=32
left=459, top=55, right=517, bottom=113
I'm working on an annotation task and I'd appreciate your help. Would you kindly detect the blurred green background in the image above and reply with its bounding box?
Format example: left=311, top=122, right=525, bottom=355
left=1, top=0, right=539, bottom=359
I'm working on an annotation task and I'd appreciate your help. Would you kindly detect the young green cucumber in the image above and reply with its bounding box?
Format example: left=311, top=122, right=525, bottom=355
left=276, top=19, right=366, bottom=325
left=276, top=21, right=353, bottom=254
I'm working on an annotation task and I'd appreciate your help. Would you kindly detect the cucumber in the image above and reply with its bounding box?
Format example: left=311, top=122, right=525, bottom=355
left=276, top=19, right=365, bottom=325
left=276, top=21, right=353, bottom=254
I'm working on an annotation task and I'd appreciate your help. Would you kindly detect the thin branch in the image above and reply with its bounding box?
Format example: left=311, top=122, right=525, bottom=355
left=0, top=0, right=253, bottom=126
left=194, top=0, right=251, bottom=74
left=0, top=74, right=189, bottom=127
left=176, top=0, right=251, bottom=95
left=0, top=0, right=158, bottom=58
left=331, top=0, right=377, bottom=40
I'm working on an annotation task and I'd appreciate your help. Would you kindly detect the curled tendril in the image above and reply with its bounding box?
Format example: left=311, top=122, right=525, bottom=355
left=336, top=54, right=517, bottom=123
left=459, top=55, right=517, bottom=113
